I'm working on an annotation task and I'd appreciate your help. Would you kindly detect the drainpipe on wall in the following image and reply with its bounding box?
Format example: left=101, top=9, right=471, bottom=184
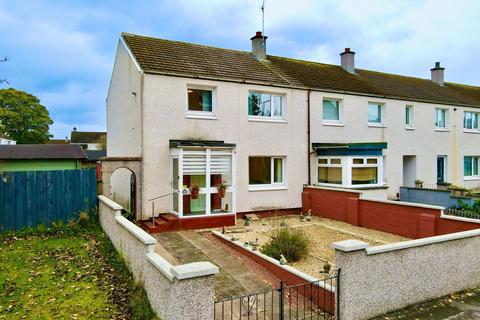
left=307, top=90, right=311, bottom=186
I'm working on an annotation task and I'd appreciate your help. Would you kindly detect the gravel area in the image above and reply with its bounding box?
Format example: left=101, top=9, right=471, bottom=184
left=222, top=215, right=409, bottom=277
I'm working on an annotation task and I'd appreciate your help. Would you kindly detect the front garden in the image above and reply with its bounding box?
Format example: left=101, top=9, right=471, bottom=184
left=0, top=218, right=157, bottom=319
left=227, top=215, right=408, bottom=277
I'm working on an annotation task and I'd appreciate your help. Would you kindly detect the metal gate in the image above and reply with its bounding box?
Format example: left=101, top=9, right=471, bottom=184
left=214, top=270, right=340, bottom=320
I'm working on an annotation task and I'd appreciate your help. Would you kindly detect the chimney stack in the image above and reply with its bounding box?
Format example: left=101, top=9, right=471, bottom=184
left=251, top=31, right=268, bottom=61
left=431, top=62, right=445, bottom=86
left=340, top=48, right=355, bottom=73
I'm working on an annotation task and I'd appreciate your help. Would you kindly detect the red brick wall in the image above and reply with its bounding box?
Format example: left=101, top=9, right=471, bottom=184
left=303, top=187, right=479, bottom=239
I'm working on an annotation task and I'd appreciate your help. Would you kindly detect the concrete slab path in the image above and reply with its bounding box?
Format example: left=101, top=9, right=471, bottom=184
left=154, top=231, right=275, bottom=300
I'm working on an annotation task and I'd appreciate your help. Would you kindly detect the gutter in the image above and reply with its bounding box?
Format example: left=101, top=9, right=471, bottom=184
left=307, top=90, right=311, bottom=186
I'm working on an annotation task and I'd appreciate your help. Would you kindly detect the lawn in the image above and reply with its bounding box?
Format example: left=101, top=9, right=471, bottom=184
left=0, top=222, right=157, bottom=320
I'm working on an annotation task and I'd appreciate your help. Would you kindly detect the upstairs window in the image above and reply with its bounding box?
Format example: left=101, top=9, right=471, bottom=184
left=322, top=99, right=341, bottom=123
left=368, top=103, right=383, bottom=125
left=464, top=111, right=479, bottom=130
left=187, top=87, right=214, bottom=113
left=405, top=105, right=414, bottom=128
left=464, top=156, right=479, bottom=178
left=435, top=108, right=447, bottom=128
left=248, top=92, right=284, bottom=119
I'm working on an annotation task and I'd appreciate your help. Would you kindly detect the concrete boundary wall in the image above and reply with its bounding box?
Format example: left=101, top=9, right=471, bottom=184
left=333, top=230, right=480, bottom=320
left=98, top=195, right=219, bottom=320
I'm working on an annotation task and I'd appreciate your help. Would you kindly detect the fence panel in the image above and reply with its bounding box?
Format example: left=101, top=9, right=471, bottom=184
left=0, top=169, right=97, bottom=231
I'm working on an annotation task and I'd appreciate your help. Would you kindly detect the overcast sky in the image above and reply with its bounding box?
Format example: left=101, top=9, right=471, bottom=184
left=1, top=0, right=479, bottom=138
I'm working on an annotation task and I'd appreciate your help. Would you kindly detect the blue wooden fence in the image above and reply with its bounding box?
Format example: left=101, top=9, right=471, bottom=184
left=0, top=169, right=97, bottom=231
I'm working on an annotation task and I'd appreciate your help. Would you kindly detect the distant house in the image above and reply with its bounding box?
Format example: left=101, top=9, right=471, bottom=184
left=0, top=144, right=87, bottom=172
left=0, top=133, right=16, bottom=145
left=47, top=138, right=69, bottom=145
left=70, top=127, right=106, bottom=151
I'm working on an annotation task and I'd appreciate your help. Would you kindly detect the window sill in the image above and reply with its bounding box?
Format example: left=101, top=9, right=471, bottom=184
left=186, top=112, right=218, bottom=120
left=248, top=117, right=287, bottom=124
left=405, top=126, right=415, bottom=130
left=368, top=123, right=386, bottom=128
left=463, top=129, right=480, bottom=134
left=322, top=121, right=344, bottom=127
left=248, top=185, right=287, bottom=191
left=434, top=128, right=450, bottom=132
left=464, top=177, right=480, bottom=181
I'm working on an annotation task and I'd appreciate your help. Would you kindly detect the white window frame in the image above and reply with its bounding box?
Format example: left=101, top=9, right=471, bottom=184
left=317, top=157, right=344, bottom=185
left=367, top=102, right=385, bottom=127
left=464, top=111, right=480, bottom=132
left=464, top=156, right=480, bottom=180
left=248, top=91, right=286, bottom=123
left=185, top=85, right=217, bottom=120
left=248, top=156, right=287, bottom=191
left=405, top=105, right=414, bottom=129
left=316, top=156, right=384, bottom=188
left=322, top=98, right=343, bottom=126
left=170, top=147, right=236, bottom=217
left=434, top=107, right=448, bottom=130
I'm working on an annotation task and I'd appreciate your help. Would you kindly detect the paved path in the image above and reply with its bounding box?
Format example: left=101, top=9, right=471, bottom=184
left=154, top=231, right=274, bottom=300
left=373, top=289, right=480, bottom=320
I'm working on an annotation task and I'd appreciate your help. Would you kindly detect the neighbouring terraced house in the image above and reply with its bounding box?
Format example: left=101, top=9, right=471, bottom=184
left=105, top=31, right=480, bottom=230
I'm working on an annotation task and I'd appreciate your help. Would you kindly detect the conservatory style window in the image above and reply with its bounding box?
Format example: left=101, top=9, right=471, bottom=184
left=317, top=156, right=383, bottom=187
left=170, top=147, right=235, bottom=217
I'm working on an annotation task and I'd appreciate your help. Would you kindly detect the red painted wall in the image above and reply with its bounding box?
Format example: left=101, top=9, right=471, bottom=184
left=302, top=187, right=480, bottom=239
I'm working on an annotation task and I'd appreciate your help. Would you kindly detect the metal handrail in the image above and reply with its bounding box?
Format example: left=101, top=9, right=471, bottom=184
left=148, top=189, right=179, bottom=227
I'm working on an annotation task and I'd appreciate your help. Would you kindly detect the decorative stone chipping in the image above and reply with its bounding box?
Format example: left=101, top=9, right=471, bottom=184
left=98, top=195, right=219, bottom=320
left=333, top=229, right=480, bottom=320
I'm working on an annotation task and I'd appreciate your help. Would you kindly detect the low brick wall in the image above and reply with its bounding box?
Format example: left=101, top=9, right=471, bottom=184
left=302, top=186, right=480, bottom=238
left=212, top=230, right=336, bottom=314
left=333, top=230, right=480, bottom=320
left=98, top=196, right=218, bottom=320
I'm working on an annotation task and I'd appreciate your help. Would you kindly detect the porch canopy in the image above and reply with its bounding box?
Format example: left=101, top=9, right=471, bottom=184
left=170, top=140, right=236, bottom=218
left=312, top=142, right=387, bottom=156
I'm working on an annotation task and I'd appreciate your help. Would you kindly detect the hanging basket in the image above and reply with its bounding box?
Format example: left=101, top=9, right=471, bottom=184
left=218, top=188, right=226, bottom=198
left=190, top=187, right=200, bottom=199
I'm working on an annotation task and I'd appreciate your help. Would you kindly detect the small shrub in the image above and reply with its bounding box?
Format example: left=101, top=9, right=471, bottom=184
left=51, top=220, right=64, bottom=231
left=67, top=218, right=78, bottom=229
left=78, top=211, right=90, bottom=227
left=260, top=227, right=309, bottom=262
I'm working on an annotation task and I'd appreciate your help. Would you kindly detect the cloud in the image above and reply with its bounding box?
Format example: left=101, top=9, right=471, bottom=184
left=1, top=0, right=479, bottom=139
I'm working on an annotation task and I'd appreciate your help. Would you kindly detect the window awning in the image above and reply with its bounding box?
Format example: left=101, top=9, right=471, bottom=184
left=169, top=140, right=236, bottom=148
left=312, top=142, right=387, bottom=156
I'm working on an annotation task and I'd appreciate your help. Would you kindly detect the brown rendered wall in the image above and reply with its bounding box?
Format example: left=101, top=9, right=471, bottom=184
left=302, top=187, right=479, bottom=239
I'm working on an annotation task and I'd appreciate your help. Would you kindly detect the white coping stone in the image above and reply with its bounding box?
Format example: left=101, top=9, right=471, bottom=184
left=361, top=198, right=445, bottom=210
left=306, top=185, right=363, bottom=194
left=441, top=214, right=480, bottom=224
left=171, top=262, right=219, bottom=280
left=366, top=228, right=480, bottom=255
left=211, top=231, right=336, bottom=293
left=331, top=239, right=370, bottom=252
left=98, top=195, right=123, bottom=211
left=146, top=252, right=174, bottom=282
left=114, top=215, right=157, bottom=245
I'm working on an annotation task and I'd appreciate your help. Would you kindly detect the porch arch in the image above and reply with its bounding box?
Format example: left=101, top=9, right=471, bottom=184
left=101, top=157, right=142, bottom=220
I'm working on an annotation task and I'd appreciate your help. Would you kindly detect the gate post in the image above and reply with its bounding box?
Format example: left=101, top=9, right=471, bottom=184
left=279, top=281, right=285, bottom=320
left=336, top=268, right=341, bottom=320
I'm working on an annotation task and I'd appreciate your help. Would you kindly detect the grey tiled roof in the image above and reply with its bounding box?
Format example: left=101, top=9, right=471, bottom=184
left=122, top=32, right=480, bottom=108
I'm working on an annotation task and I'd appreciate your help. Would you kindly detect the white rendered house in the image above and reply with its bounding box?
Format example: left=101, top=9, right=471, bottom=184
left=105, top=32, right=480, bottom=229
